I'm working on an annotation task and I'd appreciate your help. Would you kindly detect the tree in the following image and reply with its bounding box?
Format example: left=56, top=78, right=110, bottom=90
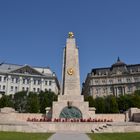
left=130, top=94, right=140, bottom=108
left=105, top=96, right=119, bottom=113
left=95, top=97, right=105, bottom=113
left=39, top=91, right=57, bottom=113
left=84, top=96, right=95, bottom=107
left=134, top=90, right=140, bottom=96
left=26, top=92, right=40, bottom=113
left=14, top=91, right=27, bottom=112
left=39, top=91, right=49, bottom=113
left=109, top=96, right=119, bottom=113
left=117, top=95, right=131, bottom=112
left=0, top=95, right=13, bottom=108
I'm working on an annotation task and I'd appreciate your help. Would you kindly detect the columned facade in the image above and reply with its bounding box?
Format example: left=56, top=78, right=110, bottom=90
left=0, top=64, right=60, bottom=95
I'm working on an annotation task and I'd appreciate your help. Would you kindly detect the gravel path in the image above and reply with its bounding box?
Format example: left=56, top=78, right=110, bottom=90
left=48, top=132, right=90, bottom=140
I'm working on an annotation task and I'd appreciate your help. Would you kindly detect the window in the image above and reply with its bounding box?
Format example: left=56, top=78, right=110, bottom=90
left=26, top=87, right=29, bottom=91
left=96, top=88, right=100, bottom=94
left=38, top=80, right=41, bottom=85
left=49, top=88, right=51, bottom=92
left=15, top=78, right=18, bottom=83
left=110, top=87, right=113, bottom=93
left=118, top=79, right=122, bottom=83
left=102, top=80, right=106, bottom=84
left=128, top=86, right=132, bottom=92
left=45, top=81, right=48, bottom=85
left=127, top=78, right=131, bottom=83
left=37, top=88, right=40, bottom=92
left=109, top=79, right=113, bottom=84
left=95, top=80, right=99, bottom=84
left=134, top=77, right=139, bottom=82
left=4, top=77, right=6, bottom=82
left=118, top=87, right=122, bottom=94
left=22, top=87, right=25, bottom=91
left=23, top=79, right=26, bottom=84
left=11, top=86, right=13, bottom=91
left=0, top=76, right=1, bottom=82
left=33, top=88, right=36, bottom=92
left=34, top=80, right=36, bottom=85
left=11, top=78, right=14, bottom=83
left=27, top=79, right=30, bottom=84
left=3, top=85, right=5, bottom=90
left=103, top=88, right=107, bottom=93
left=49, top=81, right=52, bottom=86
left=45, top=88, right=47, bottom=92
left=15, top=86, right=18, bottom=92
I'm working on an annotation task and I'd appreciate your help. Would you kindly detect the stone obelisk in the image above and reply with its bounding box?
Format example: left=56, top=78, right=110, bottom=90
left=61, top=32, right=81, bottom=96
left=52, top=32, right=95, bottom=119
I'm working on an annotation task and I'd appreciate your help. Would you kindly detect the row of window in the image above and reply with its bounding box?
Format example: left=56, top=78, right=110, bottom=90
left=0, top=85, right=5, bottom=90
left=0, top=76, right=6, bottom=82
left=22, top=87, right=51, bottom=92
left=0, top=85, right=52, bottom=93
left=92, top=69, right=140, bottom=76
left=92, top=77, right=139, bottom=85
left=91, top=86, right=133, bottom=94
left=0, top=76, right=52, bottom=86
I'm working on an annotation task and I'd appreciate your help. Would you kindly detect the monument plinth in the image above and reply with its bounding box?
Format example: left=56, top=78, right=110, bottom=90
left=52, top=32, right=95, bottom=119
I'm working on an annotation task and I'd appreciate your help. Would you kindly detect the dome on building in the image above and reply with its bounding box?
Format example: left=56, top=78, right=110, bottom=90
left=112, top=57, right=126, bottom=67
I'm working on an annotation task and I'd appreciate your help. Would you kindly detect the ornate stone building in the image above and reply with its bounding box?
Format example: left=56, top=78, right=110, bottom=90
left=82, top=58, right=140, bottom=98
left=0, top=63, right=60, bottom=95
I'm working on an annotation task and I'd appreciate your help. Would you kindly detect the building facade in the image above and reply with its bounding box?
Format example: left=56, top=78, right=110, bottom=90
left=82, top=58, right=140, bottom=98
left=0, top=63, right=60, bottom=95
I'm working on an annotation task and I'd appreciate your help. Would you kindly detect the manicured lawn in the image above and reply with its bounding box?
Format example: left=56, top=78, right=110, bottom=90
left=0, top=132, right=52, bottom=140
left=88, top=132, right=140, bottom=140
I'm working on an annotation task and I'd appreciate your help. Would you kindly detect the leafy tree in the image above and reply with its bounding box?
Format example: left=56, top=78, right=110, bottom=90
left=109, top=96, right=119, bottom=113
left=134, top=90, right=140, bottom=96
left=26, top=92, right=40, bottom=113
left=95, top=97, right=105, bottom=113
left=39, top=91, right=49, bottom=113
left=104, top=96, right=119, bottom=113
left=84, top=96, right=95, bottom=107
left=13, top=91, right=27, bottom=112
left=130, top=94, right=140, bottom=108
left=0, top=95, right=13, bottom=108
left=39, top=91, right=57, bottom=113
left=117, top=95, right=130, bottom=112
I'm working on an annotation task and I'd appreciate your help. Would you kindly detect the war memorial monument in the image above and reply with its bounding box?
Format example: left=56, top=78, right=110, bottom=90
left=52, top=32, right=95, bottom=119
left=0, top=33, right=140, bottom=133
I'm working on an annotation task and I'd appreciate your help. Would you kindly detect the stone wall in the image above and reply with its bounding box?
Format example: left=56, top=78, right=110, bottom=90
left=133, top=113, right=140, bottom=122
left=0, top=107, right=140, bottom=133
left=127, top=108, right=140, bottom=121
left=0, top=107, right=125, bottom=122
left=94, top=114, right=125, bottom=122
left=0, top=107, right=44, bottom=122
left=0, top=121, right=140, bottom=133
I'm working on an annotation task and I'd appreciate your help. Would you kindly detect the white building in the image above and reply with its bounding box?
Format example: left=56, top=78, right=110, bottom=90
left=0, top=62, right=60, bottom=95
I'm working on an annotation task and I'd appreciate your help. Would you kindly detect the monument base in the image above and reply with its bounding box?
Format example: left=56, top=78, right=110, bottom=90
left=52, top=95, right=95, bottom=119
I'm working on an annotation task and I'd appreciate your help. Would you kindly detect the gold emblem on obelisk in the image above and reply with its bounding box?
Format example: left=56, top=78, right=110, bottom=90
left=68, top=32, right=74, bottom=38
left=67, top=68, right=74, bottom=75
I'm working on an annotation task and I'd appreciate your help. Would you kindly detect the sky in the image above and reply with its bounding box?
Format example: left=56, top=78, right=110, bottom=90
left=0, top=0, right=140, bottom=85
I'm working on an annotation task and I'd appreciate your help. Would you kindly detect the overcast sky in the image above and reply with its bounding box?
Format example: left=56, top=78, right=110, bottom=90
left=0, top=0, right=140, bottom=85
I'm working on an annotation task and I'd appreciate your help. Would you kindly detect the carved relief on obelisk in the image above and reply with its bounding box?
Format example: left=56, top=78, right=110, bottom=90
left=61, top=32, right=81, bottom=96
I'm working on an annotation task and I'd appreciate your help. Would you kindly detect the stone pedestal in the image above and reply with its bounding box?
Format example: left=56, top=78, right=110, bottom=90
left=52, top=95, right=94, bottom=119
